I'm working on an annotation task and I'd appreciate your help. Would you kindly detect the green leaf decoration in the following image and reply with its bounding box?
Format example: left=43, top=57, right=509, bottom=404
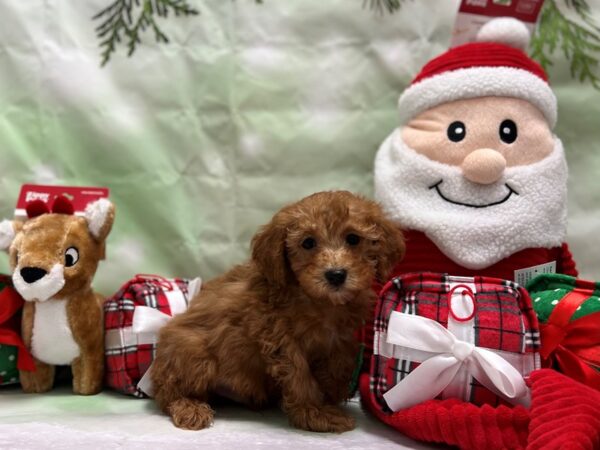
left=363, top=0, right=408, bottom=14
left=93, top=0, right=199, bottom=67
left=93, top=0, right=600, bottom=90
left=531, top=0, right=600, bottom=89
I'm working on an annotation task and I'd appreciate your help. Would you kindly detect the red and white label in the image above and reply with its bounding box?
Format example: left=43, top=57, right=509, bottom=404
left=451, top=0, right=546, bottom=47
left=15, top=184, right=110, bottom=218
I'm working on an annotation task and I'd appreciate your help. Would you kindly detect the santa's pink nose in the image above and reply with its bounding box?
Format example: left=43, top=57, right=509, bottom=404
left=461, top=149, right=507, bottom=185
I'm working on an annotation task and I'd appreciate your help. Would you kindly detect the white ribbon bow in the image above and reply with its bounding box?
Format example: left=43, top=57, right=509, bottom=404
left=132, top=307, right=171, bottom=344
left=133, top=307, right=171, bottom=397
left=382, top=311, right=529, bottom=411
left=133, top=277, right=202, bottom=396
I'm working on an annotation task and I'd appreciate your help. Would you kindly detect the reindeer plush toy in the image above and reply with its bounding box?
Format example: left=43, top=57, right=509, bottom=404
left=0, top=195, right=115, bottom=395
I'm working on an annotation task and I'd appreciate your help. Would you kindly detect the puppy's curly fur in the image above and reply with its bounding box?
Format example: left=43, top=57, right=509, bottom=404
left=152, top=191, right=404, bottom=433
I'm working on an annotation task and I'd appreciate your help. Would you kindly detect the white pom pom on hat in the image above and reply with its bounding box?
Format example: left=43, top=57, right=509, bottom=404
left=476, top=17, right=531, bottom=50
left=397, top=17, right=557, bottom=128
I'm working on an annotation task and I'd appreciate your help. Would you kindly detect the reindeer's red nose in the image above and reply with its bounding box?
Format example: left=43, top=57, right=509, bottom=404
left=21, top=267, right=47, bottom=284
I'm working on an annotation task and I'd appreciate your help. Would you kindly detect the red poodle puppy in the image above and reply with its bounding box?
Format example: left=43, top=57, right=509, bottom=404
left=152, top=191, right=404, bottom=432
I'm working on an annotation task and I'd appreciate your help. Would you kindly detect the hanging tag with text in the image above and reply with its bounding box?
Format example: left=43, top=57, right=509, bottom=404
left=451, top=0, right=546, bottom=47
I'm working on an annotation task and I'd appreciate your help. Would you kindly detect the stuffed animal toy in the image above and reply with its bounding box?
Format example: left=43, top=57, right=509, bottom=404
left=359, top=16, right=600, bottom=449
left=374, top=17, right=577, bottom=281
left=0, top=195, right=115, bottom=395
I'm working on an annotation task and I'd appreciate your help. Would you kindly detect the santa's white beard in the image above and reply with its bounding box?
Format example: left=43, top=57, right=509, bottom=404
left=374, top=129, right=568, bottom=269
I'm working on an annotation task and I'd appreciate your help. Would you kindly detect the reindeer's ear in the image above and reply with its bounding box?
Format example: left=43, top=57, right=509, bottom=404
left=84, top=199, right=115, bottom=242
left=0, top=219, right=20, bottom=252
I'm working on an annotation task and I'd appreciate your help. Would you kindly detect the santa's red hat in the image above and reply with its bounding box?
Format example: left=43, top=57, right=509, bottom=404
left=398, top=17, right=557, bottom=128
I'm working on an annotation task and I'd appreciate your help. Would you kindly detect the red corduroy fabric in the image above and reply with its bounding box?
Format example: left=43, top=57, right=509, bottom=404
left=359, top=373, right=530, bottom=449
left=360, top=369, right=600, bottom=449
left=412, top=42, right=548, bottom=84
left=526, top=370, right=600, bottom=450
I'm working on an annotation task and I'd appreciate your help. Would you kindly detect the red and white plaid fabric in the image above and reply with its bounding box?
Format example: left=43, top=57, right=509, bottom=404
left=369, top=272, right=541, bottom=413
left=104, top=275, right=196, bottom=397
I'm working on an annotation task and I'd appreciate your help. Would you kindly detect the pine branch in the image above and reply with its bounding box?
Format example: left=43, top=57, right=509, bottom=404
left=531, top=0, right=600, bottom=89
left=93, top=0, right=199, bottom=66
left=363, top=0, right=407, bottom=14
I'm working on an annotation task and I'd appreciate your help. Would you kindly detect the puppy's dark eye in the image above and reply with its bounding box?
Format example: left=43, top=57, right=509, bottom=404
left=65, top=247, right=79, bottom=267
left=345, top=234, right=361, bottom=246
left=301, top=238, right=316, bottom=250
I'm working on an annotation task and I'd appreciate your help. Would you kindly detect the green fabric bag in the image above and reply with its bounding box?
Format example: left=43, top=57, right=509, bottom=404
left=0, top=275, right=22, bottom=386
left=526, top=273, right=600, bottom=391
left=527, top=274, right=600, bottom=323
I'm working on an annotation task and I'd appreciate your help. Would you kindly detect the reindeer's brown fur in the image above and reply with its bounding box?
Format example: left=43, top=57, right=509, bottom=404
left=152, top=191, right=404, bottom=432
left=5, top=205, right=114, bottom=395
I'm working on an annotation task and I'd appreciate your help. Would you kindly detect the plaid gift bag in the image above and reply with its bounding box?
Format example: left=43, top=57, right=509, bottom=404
left=104, top=274, right=201, bottom=397
left=0, top=275, right=35, bottom=386
left=368, top=272, right=541, bottom=413
left=527, top=273, right=600, bottom=390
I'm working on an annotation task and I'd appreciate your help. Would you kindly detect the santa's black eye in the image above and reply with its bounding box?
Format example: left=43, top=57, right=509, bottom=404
left=346, top=234, right=361, bottom=246
left=447, top=121, right=466, bottom=142
left=301, top=238, right=316, bottom=250
left=65, top=247, right=79, bottom=267
left=499, top=119, right=517, bottom=144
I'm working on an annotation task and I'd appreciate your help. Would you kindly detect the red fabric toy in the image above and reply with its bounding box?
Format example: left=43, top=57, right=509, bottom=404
left=104, top=275, right=200, bottom=396
left=359, top=17, right=592, bottom=447
left=369, top=273, right=540, bottom=412
left=360, top=369, right=600, bottom=449
left=0, top=275, right=35, bottom=385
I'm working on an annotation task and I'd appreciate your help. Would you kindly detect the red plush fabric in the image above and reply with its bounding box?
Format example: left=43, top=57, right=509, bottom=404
left=412, top=42, right=548, bottom=84
left=360, top=369, right=600, bottom=450
left=389, top=230, right=576, bottom=282
left=25, top=199, right=50, bottom=218
left=51, top=195, right=75, bottom=215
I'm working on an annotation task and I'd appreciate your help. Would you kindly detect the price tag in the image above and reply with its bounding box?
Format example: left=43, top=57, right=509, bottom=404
left=514, top=261, right=556, bottom=286
left=15, top=184, right=110, bottom=219
left=451, top=0, right=546, bottom=47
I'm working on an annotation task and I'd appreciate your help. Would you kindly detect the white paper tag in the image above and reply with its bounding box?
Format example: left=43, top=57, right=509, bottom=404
left=514, top=261, right=556, bottom=286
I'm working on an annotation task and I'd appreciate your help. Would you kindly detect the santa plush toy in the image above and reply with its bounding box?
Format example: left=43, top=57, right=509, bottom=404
left=360, top=18, right=600, bottom=450
left=375, top=17, right=577, bottom=280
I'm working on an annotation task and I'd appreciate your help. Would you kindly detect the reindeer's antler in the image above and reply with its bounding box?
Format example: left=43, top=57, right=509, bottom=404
left=26, top=200, right=50, bottom=219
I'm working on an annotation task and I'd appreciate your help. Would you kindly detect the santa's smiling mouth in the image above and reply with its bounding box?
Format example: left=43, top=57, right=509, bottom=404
left=428, top=180, right=519, bottom=208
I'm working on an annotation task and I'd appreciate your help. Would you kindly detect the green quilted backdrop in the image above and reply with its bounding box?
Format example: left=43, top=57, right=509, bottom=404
left=0, top=0, right=599, bottom=295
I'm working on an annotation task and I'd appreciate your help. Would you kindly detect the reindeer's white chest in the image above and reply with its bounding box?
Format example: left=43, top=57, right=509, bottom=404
left=31, top=299, right=80, bottom=365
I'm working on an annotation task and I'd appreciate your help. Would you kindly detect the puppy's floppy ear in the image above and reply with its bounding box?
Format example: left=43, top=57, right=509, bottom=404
left=251, top=212, right=290, bottom=287
left=374, top=215, right=405, bottom=283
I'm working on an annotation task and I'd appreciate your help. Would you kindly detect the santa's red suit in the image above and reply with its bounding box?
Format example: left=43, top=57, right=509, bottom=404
left=390, top=230, right=577, bottom=280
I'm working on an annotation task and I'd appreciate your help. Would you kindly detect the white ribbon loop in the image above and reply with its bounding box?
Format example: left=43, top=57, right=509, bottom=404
left=131, top=306, right=172, bottom=345
left=130, top=277, right=201, bottom=397
left=382, top=311, right=529, bottom=411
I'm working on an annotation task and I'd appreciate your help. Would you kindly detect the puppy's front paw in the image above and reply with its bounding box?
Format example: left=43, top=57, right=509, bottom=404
left=167, top=398, right=214, bottom=430
left=287, top=405, right=356, bottom=433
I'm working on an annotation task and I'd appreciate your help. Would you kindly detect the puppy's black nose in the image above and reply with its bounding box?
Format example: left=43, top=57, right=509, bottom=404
left=325, top=269, right=347, bottom=287
left=20, top=267, right=47, bottom=284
